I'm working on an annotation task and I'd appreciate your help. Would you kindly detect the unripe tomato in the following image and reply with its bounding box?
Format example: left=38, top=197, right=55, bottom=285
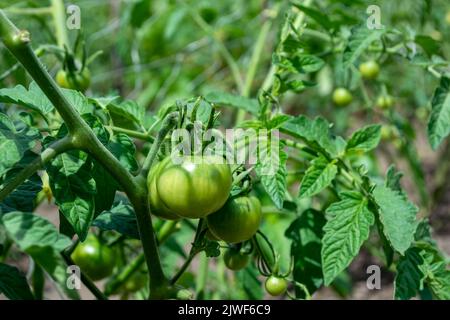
left=376, top=95, right=394, bottom=109
left=207, top=196, right=262, bottom=244
left=265, top=276, right=288, bottom=296
left=332, top=88, right=353, bottom=107
left=71, top=234, right=115, bottom=281
left=120, top=271, right=147, bottom=293
left=155, top=156, right=232, bottom=219
left=223, top=248, right=249, bottom=271
left=359, top=60, right=380, bottom=79
left=147, top=160, right=180, bottom=220
left=380, top=125, right=399, bottom=141
left=56, top=68, right=91, bottom=92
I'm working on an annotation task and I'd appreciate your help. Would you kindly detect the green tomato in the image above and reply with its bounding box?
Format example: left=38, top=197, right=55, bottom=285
left=380, top=125, right=399, bottom=141
left=332, top=88, right=353, bottom=107
left=56, top=68, right=91, bottom=92
left=207, top=196, right=262, bottom=244
left=223, top=248, right=250, bottom=271
left=376, top=95, right=394, bottom=109
left=147, top=160, right=180, bottom=220
left=71, top=234, right=115, bottom=281
left=155, top=156, right=232, bottom=219
left=265, top=276, right=288, bottom=296
left=359, top=60, right=380, bottom=79
left=120, top=271, right=147, bottom=293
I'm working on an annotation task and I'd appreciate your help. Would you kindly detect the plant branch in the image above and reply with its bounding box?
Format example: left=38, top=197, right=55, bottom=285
left=62, top=251, right=107, bottom=300
left=0, top=10, right=171, bottom=298
left=0, top=10, right=84, bottom=134
left=140, top=112, right=178, bottom=177
left=104, top=220, right=180, bottom=296
left=0, top=137, right=73, bottom=202
left=170, top=219, right=204, bottom=285
left=236, top=4, right=281, bottom=123
left=50, top=0, right=70, bottom=50
left=3, top=7, right=52, bottom=16
left=107, top=126, right=155, bottom=142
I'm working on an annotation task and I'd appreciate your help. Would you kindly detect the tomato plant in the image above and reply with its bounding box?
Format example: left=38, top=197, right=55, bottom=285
left=0, top=0, right=449, bottom=302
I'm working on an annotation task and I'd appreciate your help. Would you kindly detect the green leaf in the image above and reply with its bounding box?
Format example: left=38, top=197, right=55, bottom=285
left=93, top=202, right=139, bottom=239
left=267, top=114, right=291, bottom=129
left=385, top=165, right=404, bottom=192
left=427, top=266, right=450, bottom=300
left=298, top=157, right=337, bottom=198
left=46, top=151, right=96, bottom=242
left=1, top=212, right=79, bottom=300
left=414, top=35, right=441, bottom=57
left=282, top=115, right=344, bottom=158
left=291, top=4, right=335, bottom=30
left=414, top=219, right=436, bottom=246
left=1, top=151, right=42, bottom=214
left=89, top=96, right=120, bottom=109
left=321, top=192, right=375, bottom=285
left=273, top=54, right=325, bottom=74
left=0, top=113, right=39, bottom=177
left=204, top=91, right=259, bottom=115
left=0, top=82, right=53, bottom=116
left=1, top=212, right=71, bottom=251
left=107, top=100, right=145, bottom=128
left=343, top=25, right=384, bottom=69
left=372, top=185, right=418, bottom=255
left=0, top=263, right=34, bottom=300
left=394, top=247, right=426, bottom=300
left=427, top=77, right=450, bottom=150
left=346, top=124, right=381, bottom=153
left=285, top=209, right=326, bottom=298
left=255, top=149, right=287, bottom=209
left=108, top=133, right=139, bottom=172
left=60, top=89, right=94, bottom=114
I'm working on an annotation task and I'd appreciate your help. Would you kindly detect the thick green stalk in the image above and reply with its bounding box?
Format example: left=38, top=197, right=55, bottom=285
left=0, top=10, right=170, bottom=299
left=50, top=0, right=70, bottom=50
left=236, top=5, right=280, bottom=123
left=104, top=220, right=179, bottom=296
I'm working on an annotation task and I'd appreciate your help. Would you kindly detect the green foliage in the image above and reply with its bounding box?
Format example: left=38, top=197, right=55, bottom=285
left=0, top=0, right=448, bottom=301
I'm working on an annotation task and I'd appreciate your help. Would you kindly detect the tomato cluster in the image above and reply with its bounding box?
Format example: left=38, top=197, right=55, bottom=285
left=147, top=156, right=262, bottom=244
